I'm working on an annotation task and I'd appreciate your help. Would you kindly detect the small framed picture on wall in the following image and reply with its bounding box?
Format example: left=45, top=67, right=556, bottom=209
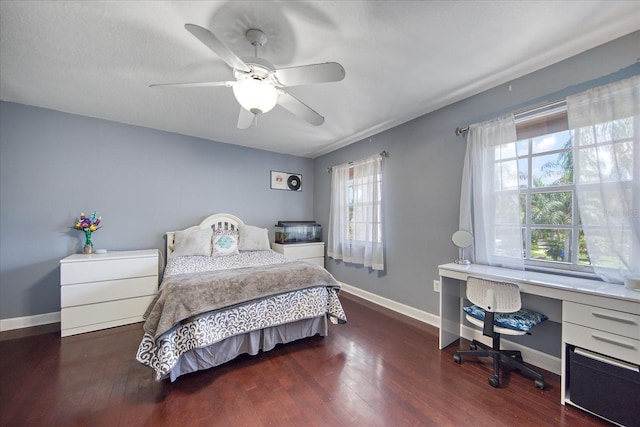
left=271, top=170, right=302, bottom=191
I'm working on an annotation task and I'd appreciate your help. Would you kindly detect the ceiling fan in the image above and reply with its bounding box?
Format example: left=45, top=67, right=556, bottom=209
left=151, top=24, right=346, bottom=129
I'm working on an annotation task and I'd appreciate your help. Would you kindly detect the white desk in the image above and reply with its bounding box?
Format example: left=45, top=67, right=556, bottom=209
left=438, top=262, right=640, bottom=414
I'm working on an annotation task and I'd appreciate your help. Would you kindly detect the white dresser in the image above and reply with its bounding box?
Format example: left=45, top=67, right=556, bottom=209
left=271, top=242, right=325, bottom=267
left=60, top=249, right=159, bottom=337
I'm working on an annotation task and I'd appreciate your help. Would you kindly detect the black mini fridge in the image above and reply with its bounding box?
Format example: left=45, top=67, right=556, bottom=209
left=568, top=347, right=640, bottom=427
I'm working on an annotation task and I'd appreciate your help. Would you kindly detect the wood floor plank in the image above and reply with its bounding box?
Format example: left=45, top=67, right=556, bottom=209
left=0, top=294, right=611, bottom=427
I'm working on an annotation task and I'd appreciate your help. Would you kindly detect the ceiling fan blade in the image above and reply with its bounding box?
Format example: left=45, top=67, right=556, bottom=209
left=274, top=62, right=345, bottom=87
left=237, top=107, right=255, bottom=129
left=149, top=81, right=233, bottom=88
left=185, top=24, right=251, bottom=73
left=277, top=91, right=324, bottom=126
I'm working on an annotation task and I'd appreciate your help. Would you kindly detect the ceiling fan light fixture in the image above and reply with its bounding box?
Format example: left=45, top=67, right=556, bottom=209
left=232, top=77, right=278, bottom=115
left=154, top=24, right=343, bottom=127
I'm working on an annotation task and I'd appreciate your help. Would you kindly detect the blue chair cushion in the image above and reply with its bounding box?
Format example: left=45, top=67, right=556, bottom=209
left=463, top=305, right=548, bottom=332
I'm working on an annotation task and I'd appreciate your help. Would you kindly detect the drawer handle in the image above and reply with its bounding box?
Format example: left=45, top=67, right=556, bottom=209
left=591, top=334, right=636, bottom=350
left=592, top=312, right=637, bottom=325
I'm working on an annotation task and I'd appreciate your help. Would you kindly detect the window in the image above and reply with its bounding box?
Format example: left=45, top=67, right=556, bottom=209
left=461, top=75, right=639, bottom=283
left=327, top=154, right=384, bottom=270
left=347, top=167, right=382, bottom=242
left=492, top=105, right=636, bottom=274
left=511, top=107, right=589, bottom=273
left=513, top=100, right=637, bottom=275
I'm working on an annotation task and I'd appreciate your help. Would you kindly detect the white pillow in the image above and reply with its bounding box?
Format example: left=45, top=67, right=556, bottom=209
left=171, top=228, right=212, bottom=257
left=212, top=229, right=239, bottom=257
left=238, top=225, right=271, bottom=251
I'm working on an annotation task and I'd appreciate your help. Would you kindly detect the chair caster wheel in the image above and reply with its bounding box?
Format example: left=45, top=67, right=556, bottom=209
left=453, top=354, right=462, bottom=364
left=535, top=379, right=545, bottom=390
left=488, top=376, right=500, bottom=388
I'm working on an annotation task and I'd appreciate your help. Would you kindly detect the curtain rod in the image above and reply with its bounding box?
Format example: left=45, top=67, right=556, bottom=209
left=326, top=150, right=388, bottom=173
left=455, top=99, right=567, bottom=136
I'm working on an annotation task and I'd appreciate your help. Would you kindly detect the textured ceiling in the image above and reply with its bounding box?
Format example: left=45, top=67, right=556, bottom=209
left=1, top=1, right=638, bottom=158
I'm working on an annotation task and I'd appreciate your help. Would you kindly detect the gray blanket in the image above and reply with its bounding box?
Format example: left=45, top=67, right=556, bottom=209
left=143, top=260, right=341, bottom=340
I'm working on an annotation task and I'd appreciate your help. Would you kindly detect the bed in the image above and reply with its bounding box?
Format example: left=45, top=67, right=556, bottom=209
left=136, top=213, right=346, bottom=381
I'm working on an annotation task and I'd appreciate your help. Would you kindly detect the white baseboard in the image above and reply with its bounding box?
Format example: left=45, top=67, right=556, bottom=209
left=0, top=311, right=61, bottom=332
left=339, top=282, right=561, bottom=376
left=339, top=282, right=440, bottom=328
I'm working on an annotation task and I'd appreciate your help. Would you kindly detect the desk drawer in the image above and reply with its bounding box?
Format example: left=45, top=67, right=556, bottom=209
left=564, top=301, right=639, bottom=339
left=563, top=322, right=640, bottom=365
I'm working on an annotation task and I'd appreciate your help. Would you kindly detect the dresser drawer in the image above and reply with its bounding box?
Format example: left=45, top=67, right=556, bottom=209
left=273, top=243, right=324, bottom=259
left=564, top=301, right=640, bottom=340
left=61, top=276, right=158, bottom=308
left=61, top=295, right=155, bottom=330
left=293, top=244, right=324, bottom=259
left=61, top=256, right=158, bottom=285
left=305, top=257, right=325, bottom=267
left=563, top=322, right=640, bottom=365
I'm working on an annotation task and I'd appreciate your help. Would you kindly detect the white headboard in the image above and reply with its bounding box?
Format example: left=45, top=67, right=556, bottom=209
left=166, top=213, right=245, bottom=258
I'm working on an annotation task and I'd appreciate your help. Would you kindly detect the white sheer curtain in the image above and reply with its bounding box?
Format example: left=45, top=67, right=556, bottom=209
left=460, top=114, right=524, bottom=269
left=568, top=75, right=640, bottom=284
left=327, top=154, right=384, bottom=270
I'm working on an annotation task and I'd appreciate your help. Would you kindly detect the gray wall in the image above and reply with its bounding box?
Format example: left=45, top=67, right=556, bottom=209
left=2, top=31, right=638, bottom=323
left=0, top=104, right=313, bottom=319
left=313, top=31, right=640, bottom=316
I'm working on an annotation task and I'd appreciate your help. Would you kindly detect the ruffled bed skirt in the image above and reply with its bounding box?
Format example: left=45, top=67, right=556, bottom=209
left=164, top=316, right=328, bottom=381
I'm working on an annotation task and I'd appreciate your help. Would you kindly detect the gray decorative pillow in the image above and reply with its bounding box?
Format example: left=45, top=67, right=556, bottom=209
left=238, top=225, right=271, bottom=251
left=212, top=229, right=239, bottom=257
left=171, top=228, right=212, bottom=258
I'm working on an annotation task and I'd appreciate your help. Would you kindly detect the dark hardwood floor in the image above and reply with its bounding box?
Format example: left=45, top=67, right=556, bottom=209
left=1, top=294, right=609, bottom=427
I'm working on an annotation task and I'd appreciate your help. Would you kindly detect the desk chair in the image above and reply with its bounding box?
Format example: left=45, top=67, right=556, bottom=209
left=453, top=277, right=546, bottom=389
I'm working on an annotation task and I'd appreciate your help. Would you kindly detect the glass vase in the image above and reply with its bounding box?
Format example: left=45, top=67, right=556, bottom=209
left=83, top=230, right=93, bottom=254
